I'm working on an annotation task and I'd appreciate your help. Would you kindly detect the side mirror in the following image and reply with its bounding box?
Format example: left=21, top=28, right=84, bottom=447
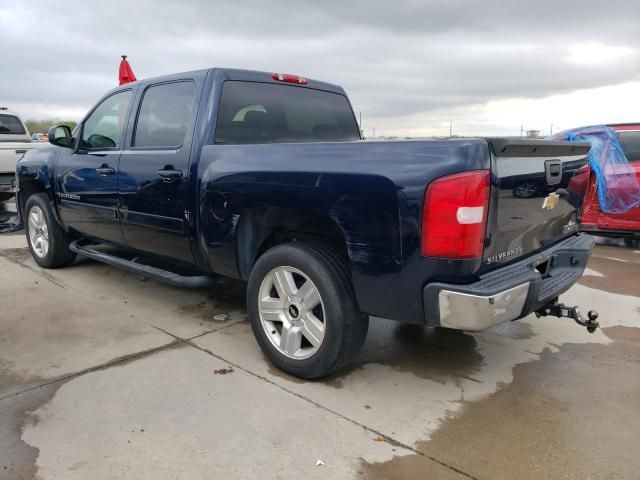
left=48, top=125, right=73, bottom=148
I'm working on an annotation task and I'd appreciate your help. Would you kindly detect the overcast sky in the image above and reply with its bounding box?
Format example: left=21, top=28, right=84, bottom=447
left=1, top=0, right=639, bottom=136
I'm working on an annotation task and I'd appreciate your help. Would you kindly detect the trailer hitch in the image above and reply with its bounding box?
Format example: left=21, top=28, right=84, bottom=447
left=536, top=300, right=599, bottom=333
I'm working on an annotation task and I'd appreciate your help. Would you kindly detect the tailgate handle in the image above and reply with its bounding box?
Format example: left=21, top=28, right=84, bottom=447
left=545, top=159, right=562, bottom=185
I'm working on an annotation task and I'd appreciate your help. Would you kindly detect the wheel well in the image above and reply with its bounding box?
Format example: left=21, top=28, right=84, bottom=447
left=17, top=180, right=46, bottom=216
left=236, top=208, right=349, bottom=280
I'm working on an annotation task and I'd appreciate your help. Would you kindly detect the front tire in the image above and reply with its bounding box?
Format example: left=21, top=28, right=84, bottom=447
left=247, top=242, right=368, bottom=379
left=24, top=193, right=76, bottom=268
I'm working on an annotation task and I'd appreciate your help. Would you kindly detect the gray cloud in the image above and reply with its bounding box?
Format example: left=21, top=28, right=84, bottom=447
left=1, top=0, right=638, bottom=131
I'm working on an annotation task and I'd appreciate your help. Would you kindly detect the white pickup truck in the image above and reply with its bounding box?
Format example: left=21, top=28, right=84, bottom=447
left=0, top=109, right=45, bottom=201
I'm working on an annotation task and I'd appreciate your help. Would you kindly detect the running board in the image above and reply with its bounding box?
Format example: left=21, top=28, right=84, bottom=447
left=69, top=240, right=218, bottom=288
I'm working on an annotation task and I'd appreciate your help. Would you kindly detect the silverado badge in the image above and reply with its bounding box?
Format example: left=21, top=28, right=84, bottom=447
left=542, top=192, right=560, bottom=210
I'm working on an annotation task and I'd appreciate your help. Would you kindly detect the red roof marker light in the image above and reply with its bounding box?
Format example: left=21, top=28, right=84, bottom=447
left=272, top=73, right=308, bottom=84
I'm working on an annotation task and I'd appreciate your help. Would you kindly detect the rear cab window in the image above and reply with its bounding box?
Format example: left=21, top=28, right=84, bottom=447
left=215, top=81, right=360, bottom=144
left=616, top=130, right=640, bottom=162
left=0, top=114, right=26, bottom=135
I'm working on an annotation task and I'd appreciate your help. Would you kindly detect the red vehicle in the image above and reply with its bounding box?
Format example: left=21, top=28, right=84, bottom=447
left=551, top=123, right=640, bottom=245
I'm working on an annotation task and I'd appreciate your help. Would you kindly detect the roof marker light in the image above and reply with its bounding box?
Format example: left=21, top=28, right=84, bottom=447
left=272, top=73, right=308, bottom=84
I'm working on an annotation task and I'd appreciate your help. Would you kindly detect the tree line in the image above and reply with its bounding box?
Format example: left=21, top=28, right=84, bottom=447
left=25, top=119, right=78, bottom=135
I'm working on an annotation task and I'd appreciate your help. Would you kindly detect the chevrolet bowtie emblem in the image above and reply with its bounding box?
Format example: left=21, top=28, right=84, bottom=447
left=542, top=192, right=560, bottom=210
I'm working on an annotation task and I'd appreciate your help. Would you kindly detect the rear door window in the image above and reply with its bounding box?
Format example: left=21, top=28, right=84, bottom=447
left=134, top=81, right=196, bottom=148
left=215, top=81, right=360, bottom=144
left=0, top=114, right=26, bottom=134
left=616, top=131, right=640, bottom=162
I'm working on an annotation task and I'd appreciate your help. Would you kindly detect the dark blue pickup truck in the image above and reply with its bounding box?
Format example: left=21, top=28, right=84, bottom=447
left=16, top=68, right=599, bottom=378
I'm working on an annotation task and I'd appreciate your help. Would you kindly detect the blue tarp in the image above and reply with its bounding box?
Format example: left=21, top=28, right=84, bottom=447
left=555, top=125, right=640, bottom=214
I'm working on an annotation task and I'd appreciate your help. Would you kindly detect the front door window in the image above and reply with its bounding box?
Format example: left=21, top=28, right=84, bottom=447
left=80, top=90, right=132, bottom=150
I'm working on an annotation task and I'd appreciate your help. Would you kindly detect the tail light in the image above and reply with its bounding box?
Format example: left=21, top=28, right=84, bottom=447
left=272, top=73, right=308, bottom=84
left=421, top=170, right=490, bottom=258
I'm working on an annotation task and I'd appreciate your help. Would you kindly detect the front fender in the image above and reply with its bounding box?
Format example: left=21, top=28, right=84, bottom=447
left=16, top=146, right=61, bottom=222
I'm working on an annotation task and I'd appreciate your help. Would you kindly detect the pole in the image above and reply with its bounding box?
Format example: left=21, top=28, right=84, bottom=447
left=520, top=125, right=524, bottom=137
left=449, top=120, right=452, bottom=137
left=372, top=127, right=375, bottom=138
left=550, top=123, right=554, bottom=136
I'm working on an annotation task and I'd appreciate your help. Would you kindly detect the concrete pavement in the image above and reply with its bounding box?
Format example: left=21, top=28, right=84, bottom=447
left=1, top=231, right=638, bottom=479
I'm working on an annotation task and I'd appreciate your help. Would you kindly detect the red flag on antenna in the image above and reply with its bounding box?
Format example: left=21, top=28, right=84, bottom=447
left=118, top=55, right=137, bottom=85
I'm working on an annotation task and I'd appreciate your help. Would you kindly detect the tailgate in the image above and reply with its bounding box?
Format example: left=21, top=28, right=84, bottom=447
left=0, top=143, right=36, bottom=173
left=483, top=139, right=591, bottom=269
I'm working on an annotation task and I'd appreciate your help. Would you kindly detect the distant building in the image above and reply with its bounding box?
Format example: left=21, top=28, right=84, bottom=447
left=526, top=129, right=541, bottom=138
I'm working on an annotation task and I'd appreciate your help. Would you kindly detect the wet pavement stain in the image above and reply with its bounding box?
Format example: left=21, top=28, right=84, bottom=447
left=0, top=360, right=47, bottom=401
left=0, top=382, right=61, bottom=480
left=0, top=247, right=30, bottom=262
left=176, top=277, right=246, bottom=323
left=359, top=337, right=640, bottom=480
left=345, top=322, right=484, bottom=386
left=579, top=255, right=640, bottom=297
left=602, top=325, right=640, bottom=343
left=0, top=341, right=186, bottom=480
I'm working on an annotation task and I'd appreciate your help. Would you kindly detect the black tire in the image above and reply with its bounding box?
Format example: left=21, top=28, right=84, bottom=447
left=247, top=241, right=369, bottom=379
left=24, top=193, right=76, bottom=268
left=513, top=182, right=539, bottom=198
left=623, top=238, right=638, bottom=248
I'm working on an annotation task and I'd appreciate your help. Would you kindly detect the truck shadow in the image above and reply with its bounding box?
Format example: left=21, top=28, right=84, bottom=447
left=303, top=321, right=484, bottom=389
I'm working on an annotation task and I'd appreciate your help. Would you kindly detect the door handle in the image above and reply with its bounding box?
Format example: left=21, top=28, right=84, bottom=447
left=157, top=167, right=183, bottom=182
left=96, top=164, right=115, bottom=176
left=545, top=159, right=562, bottom=186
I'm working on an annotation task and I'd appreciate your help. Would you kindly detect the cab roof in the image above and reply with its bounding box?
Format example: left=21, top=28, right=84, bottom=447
left=111, top=67, right=346, bottom=96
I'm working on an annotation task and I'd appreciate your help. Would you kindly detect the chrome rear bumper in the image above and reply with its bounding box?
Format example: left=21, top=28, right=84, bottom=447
left=438, top=283, right=529, bottom=331
left=423, top=234, right=595, bottom=330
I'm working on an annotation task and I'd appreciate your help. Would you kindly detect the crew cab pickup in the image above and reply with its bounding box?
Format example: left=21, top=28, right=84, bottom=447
left=16, top=68, right=598, bottom=378
left=0, top=109, right=44, bottom=201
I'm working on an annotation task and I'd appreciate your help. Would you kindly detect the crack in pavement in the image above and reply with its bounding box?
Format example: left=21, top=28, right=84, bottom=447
left=185, top=318, right=247, bottom=340
left=0, top=340, right=182, bottom=403
left=0, top=251, right=68, bottom=289
left=150, top=324, right=481, bottom=480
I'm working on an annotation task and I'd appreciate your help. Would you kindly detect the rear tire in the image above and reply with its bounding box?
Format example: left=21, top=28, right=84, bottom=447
left=247, top=241, right=368, bottom=379
left=24, top=193, right=76, bottom=268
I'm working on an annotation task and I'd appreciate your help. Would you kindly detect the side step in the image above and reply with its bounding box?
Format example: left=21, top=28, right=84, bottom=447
left=69, top=240, right=218, bottom=288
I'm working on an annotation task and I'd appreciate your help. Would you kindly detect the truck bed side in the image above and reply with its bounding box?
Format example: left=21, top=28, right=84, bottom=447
left=196, top=139, right=491, bottom=323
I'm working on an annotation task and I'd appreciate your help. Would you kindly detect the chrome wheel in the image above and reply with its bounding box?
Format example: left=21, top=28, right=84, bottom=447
left=27, top=205, right=49, bottom=258
left=258, top=266, right=326, bottom=359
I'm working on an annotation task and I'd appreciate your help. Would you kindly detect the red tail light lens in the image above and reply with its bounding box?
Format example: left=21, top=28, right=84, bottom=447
left=271, top=73, right=308, bottom=84
left=421, top=170, right=490, bottom=258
